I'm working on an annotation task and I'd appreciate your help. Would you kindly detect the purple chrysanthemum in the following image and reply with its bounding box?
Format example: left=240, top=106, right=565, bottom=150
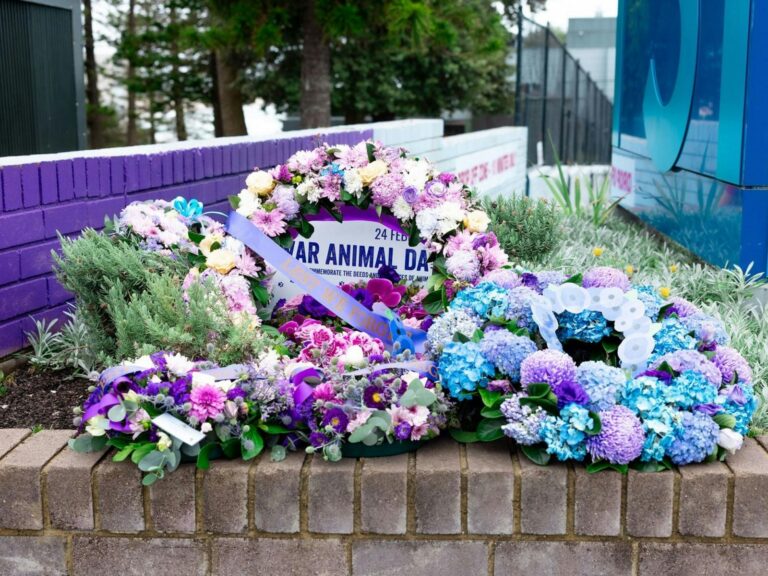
left=711, top=346, right=752, bottom=385
left=582, top=266, right=631, bottom=291
left=650, top=350, right=721, bottom=386
left=664, top=296, right=702, bottom=318
left=520, top=349, right=577, bottom=388
left=586, top=405, right=645, bottom=464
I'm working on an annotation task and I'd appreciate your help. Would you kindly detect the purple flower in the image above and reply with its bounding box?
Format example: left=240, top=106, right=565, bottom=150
left=638, top=369, right=673, bottom=383
left=394, top=421, right=412, bottom=441
left=343, top=285, right=375, bottom=309
left=322, top=408, right=349, bottom=433
left=520, top=349, right=577, bottom=389
left=582, top=267, right=631, bottom=291
left=552, top=380, right=591, bottom=408
left=712, top=346, right=752, bottom=385
left=694, top=403, right=723, bottom=416
left=425, top=180, right=446, bottom=197
left=227, top=387, right=247, bottom=400
left=378, top=264, right=402, bottom=283
left=520, top=272, right=539, bottom=290
left=309, top=431, right=329, bottom=448
left=298, top=295, right=334, bottom=318
left=586, top=405, right=645, bottom=465
left=363, top=386, right=388, bottom=409
left=402, top=186, right=419, bottom=204
left=664, top=296, right=701, bottom=319
left=726, top=384, right=747, bottom=406
left=437, top=172, right=455, bottom=185
left=420, top=317, right=434, bottom=331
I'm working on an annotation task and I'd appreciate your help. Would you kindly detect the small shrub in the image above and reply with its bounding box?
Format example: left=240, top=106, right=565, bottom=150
left=23, top=309, right=99, bottom=378
left=483, top=194, right=562, bottom=264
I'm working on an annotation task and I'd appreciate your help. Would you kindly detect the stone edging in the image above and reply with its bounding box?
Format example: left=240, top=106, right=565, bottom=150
left=1, top=429, right=768, bottom=575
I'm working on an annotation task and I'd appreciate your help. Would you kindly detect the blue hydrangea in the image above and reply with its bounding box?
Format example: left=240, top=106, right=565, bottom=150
left=619, top=376, right=672, bottom=420
left=438, top=341, right=495, bottom=400
left=718, top=383, right=758, bottom=435
left=635, top=284, right=664, bottom=319
left=665, top=411, right=720, bottom=465
left=450, top=282, right=508, bottom=319
left=556, top=310, right=611, bottom=344
left=576, top=361, right=626, bottom=412
left=426, top=308, right=482, bottom=354
left=666, top=370, right=718, bottom=410
left=505, top=286, right=537, bottom=329
left=679, top=313, right=730, bottom=346
left=538, top=403, right=594, bottom=461
left=639, top=405, right=677, bottom=462
left=649, top=318, right=696, bottom=362
left=480, top=330, right=537, bottom=381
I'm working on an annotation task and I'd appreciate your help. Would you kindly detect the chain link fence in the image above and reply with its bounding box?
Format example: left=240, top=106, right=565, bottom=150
left=474, top=13, right=613, bottom=167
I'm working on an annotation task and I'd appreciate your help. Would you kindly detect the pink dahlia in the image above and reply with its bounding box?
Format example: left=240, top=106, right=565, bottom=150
left=189, top=384, right=226, bottom=423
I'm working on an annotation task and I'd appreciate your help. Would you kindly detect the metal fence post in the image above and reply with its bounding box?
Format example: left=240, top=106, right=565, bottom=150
left=541, top=24, right=550, bottom=162
left=514, top=4, right=524, bottom=126
left=573, top=62, right=580, bottom=163
left=559, top=42, right=567, bottom=161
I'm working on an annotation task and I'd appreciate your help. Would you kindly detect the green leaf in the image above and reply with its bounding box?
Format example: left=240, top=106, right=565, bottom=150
left=655, top=361, right=679, bottom=377
left=449, top=428, right=480, bottom=443
left=586, top=459, right=614, bottom=473
left=68, top=434, right=108, bottom=453
left=478, top=387, right=503, bottom=408
left=366, top=142, right=376, bottom=162
left=521, top=444, right=551, bottom=466
left=241, top=428, right=265, bottom=460
left=713, top=413, right=737, bottom=429
left=138, top=450, right=166, bottom=472
left=196, top=443, right=218, bottom=470
left=399, top=378, right=437, bottom=407
left=188, top=230, right=205, bottom=244
left=586, top=412, right=602, bottom=436
left=630, top=460, right=668, bottom=473
left=259, top=423, right=291, bottom=435
left=321, top=201, right=344, bottom=223
left=107, top=403, right=126, bottom=422
left=141, top=473, right=160, bottom=486
left=249, top=280, right=270, bottom=307
left=563, top=273, right=583, bottom=285
left=221, top=438, right=241, bottom=459
left=601, top=339, right=620, bottom=354
left=519, top=396, right=559, bottom=415
left=526, top=383, right=551, bottom=399
left=297, top=217, right=315, bottom=239
left=112, top=444, right=136, bottom=462
left=480, top=407, right=503, bottom=419
left=274, top=233, right=294, bottom=250
left=422, top=288, right=446, bottom=315
left=229, top=195, right=240, bottom=210
left=656, top=302, right=673, bottom=321
left=131, top=442, right=156, bottom=464
left=431, top=256, right=447, bottom=276
left=476, top=417, right=506, bottom=442
left=453, top=332, right=470, bottom=343
left=406, top=218, right=421, bottom=247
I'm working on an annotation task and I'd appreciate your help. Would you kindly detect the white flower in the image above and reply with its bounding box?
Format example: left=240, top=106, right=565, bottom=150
left=236, top=190, right=261, bottom=217
left=391, top=196, right=414, bottom=221
left=543, top=285, right=566, bottom=314
left=343, top=169, right=363, bottom=196
left=297, top=179, right=322, bottom=203
left=258, top=348, right=282, bottom=375
left=403, top=158, right=433, bottom=191
left=618, top=334, right=655, bottom=365
left=586, top=287, right=603, bottom=311
left=85, top=415, right=110, bottom=437
left=200, top=422, right=213, bottom=434
left=245, top=170, right=275, bottom=196
left=717, top=429, right=743, bottom=454
left=559, top=283, right=591, bottom=314
left=615, top=315, right=652, bottom=335
left=531, top=298, right=558, bottom=332
left=463, top=210, right=490, bottom=233
left=438, top=201, right=465, bottom=224
left=415, top=209, right=440, bottom=238
left=156, top=432, right=172, bottom=452
left=166, top=353, right=196, bottom=376
left=213, top=379, right=236, bottom=393
left=620, top=297, right=646, bottom=320
left=192, top=372, right=217, bottom=388
left=340, top=345, right=366, bottom=368
left=598, top=287, right=625, bottom=310
left=602, top=304, right=625, bottom=322
left=223, top=236, right=245, bottom=257
left=131, top=355, right=155, bottom=370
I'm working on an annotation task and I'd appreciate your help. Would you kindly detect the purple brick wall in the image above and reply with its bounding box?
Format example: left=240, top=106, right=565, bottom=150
left=0, top=129, right=373, bottom=357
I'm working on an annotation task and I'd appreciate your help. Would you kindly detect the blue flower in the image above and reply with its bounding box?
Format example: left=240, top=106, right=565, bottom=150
left=438, top=341, right=495, bottom=400
left=665, top=411, right=719, bottom=465
left=649, top=318, right=696, bottom=361
left=505, top=286, right=538, bottom=329
left=635, top=284, right=664, bottom=319
left=538, top=404, right=594, bottom=461
left=450, top=282, right=509, bottom=319
left=666, top=370, right=717, bottom=410
left=620, top=376, right=671, bottom=420
left=556, top=310, right=611, bottom=343
left=576, top=361, right=626, bottom=412
left=717, top=382, right=758, bottom=434
left=479, top=331, right=537, bottom=381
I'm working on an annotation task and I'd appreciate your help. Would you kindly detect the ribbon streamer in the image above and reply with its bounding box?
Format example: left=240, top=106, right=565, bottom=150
left=227, top=211, right=427, bottom=351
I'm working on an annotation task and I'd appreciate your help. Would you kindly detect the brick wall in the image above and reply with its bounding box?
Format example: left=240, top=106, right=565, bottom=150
left=2, top=432, right=768, bottom=575
left=0, top=128, right=372, bottom=357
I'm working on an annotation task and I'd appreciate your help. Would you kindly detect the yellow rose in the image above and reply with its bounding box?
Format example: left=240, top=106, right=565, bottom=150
left=463, top=210, right=490, bottom=233
left=199, top=233, right=224, bottom=256
left=245, top=170, right=275, bottom=197
left=206, top=249, right=237, bottom=274
left=357, top=160, right=388, bottom=186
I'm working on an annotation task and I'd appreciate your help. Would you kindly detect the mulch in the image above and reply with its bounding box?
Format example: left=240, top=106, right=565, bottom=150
left=0, top=366, right=88, bottom=429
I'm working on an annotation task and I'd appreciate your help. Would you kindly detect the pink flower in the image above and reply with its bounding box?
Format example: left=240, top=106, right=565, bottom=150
left=367, top=278, right=406, bottom=308
left=189, top=384, right=226, bottom=423
left=312, top=382, right=339, bottom=403
left=251, top=209, right=287, bottom=237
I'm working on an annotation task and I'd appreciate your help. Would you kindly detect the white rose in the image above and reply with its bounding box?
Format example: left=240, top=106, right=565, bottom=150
left=201, top=422, right=213, bottom=434
left=340, top=345, right=366, bottom=368
left=717, top=429, right=743, bottom=454
left=245, top=171, right=275, bottom=196
left=236, top=190, right=262, bottom=217
left=463, top=210, right=490, bottom=233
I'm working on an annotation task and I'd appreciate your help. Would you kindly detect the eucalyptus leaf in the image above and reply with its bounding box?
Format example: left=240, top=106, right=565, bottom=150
left=399, top=378, right=437, bottom=408
left=68, top=434, right=108, bottom=453
left=271, top=444, right=287, bottom=462
left=138, top=450, right=166, bottom=472
left=107, top=403, right=126, bottom=422
left=142, top=473, right=160, bottom=486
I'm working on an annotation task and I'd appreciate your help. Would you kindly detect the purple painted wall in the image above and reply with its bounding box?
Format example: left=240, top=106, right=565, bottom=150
left=0, top=129, right=373, bottom=357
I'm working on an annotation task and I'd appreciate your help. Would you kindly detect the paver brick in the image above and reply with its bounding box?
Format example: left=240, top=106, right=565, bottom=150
left=72, top=536, right=207, bottom=576
left=414, top=438, right=461, bottom=534
left=678, top=462, right=729, bottom=537
left=465, top=442, right=514, bottom=535
left=0, top=536, right=67, bottom=576
left=212, top=538, right=347, bottom=576
left=519, top=454, right=567, bottom=534
left=253, top=451, right=304, bottom=533
left=203, top=459, right=249, bottom=533
left=361, top=453, right=408, bottom=534
left=626, top=469, right=674, bottom=537
left=353, top=540, right=486, bottom=576
left=727, top=437, right=768, bottom=537
left=495, top=541, right=633, bottom=576
left=45, top=446, right=106, bottom=530
left=95, top=458, right=144, bottom=533
left=574, top=467, right=621, bottom=536
left=308, top=456, right=355, bottom=534
left=150, top=463, right=196, bottom=533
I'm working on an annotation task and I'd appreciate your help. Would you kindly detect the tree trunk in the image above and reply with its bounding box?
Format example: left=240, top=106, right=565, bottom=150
left=83, top=0, right=104, bottom=148
left=126, top=0, right=138, bottom=145
left=210, top=52, right=223, bottom=137
left=170, top=6, right=187, bottom=141
left=300, top=0, right=331, bottom=128
left=214, top=49, right=247, bottom=136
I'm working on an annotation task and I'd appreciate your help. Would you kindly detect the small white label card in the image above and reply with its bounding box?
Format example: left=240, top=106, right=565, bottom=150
left=152, top=413, right=207, bottom=446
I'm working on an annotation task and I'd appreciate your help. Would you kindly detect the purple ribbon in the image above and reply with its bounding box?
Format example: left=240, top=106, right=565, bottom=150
left=291, top=367, right=322, bottom=405
left=227, top=211, right=427, bottom=349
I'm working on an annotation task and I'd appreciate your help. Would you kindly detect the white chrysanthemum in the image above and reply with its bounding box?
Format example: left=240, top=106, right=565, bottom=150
left=391, top=196, right=414, bottom=221
left=165, top=353, right=196, bottom=376
left=415, top=208, right=440, bottom=238
left=403, top=158, right=433, bottom=191
left=297, top=179, right=322, bottom=203
left=343, top=168, right=363, bottom=196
